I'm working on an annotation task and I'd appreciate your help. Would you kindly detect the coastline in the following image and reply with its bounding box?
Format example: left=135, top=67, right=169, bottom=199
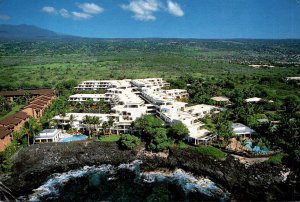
left=1, top=141, right=299, bottom=200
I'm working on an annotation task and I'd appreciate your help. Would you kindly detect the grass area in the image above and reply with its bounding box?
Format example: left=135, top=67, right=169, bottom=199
left=177, top=141, right=189, bottom=149
left=266, top=153, right=287, bottom=165
left=194, top=145, right=226, bottom=159
left=0, top=104, right=24, bottom=120
left=98, top=134, right=121, bottom=142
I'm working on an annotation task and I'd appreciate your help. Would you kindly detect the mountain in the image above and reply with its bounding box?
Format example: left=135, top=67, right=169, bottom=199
left=0, top=24, right=78, bottom=40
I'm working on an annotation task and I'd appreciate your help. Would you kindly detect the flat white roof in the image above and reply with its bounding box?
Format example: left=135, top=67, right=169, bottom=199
left=232, top=123, right=255, bottom=135
left=53, top=113, right=109, bottom=122
left=211, top=96, right=230, bottom=102
left=186, top=104, right=218, bottom=113
left=69, top=94, right=105, bottom=98
left=35, top=129, right=60, bottom=139
left=245, top=97, right=262, bottom=102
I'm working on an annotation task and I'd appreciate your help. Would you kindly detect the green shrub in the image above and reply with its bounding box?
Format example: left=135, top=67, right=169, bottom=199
left=266, top=153, right=287, bottom=165
left=177, top=141, right=189, bottom=149
left=118, top=134, right=141, bottom=150
left=194, top=146, right=225, bottom=159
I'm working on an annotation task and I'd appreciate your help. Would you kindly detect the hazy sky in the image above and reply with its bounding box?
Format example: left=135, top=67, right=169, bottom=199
left=1, top=0, right=300, bottom=38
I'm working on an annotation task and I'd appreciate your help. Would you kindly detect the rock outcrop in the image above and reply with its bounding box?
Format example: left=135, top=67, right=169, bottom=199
left=0, top=141, right=299, bottom=200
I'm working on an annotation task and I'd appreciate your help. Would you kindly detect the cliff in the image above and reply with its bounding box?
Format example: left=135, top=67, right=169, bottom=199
left=1, top=141, right=299, bottom=200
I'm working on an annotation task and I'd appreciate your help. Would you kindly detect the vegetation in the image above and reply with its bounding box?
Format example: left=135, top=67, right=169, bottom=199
left=118, top=134, right=141, bottom=150
left=266, top=153, right=287, bottom=165
left=99, top=134, right=121, bottom=142
left=0, top=39, right=299, bottom=169
left=194, top=146, right=226, bottom=160
left=169, top=122, right=189, bottom=143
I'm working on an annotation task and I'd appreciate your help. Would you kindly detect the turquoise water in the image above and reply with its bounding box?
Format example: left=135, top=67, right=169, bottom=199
left=60, top=135, right=88, bottom=142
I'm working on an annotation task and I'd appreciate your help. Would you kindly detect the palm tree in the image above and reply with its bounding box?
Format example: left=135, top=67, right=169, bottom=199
left=91, top=116, right=101, bottom=137
left=101, top=121, right=109, bottom=135
left=107, top=117, right=114, bottom=135
left=83, top=115, right=92, bottom=138
left=23, top=90, right=32, bottom=105
left=86, top=98, right=94, bottom=113
left=69, top=114, right=75, bottom=131
left=24, top=117, right=40, bottom=146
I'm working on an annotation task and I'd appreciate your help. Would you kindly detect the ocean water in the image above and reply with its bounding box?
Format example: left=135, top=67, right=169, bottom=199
left=28, top=160, right=230, bottom=201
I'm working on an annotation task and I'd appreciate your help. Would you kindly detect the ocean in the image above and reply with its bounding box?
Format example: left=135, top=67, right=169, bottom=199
left=28, top=160, right=230, bottom=201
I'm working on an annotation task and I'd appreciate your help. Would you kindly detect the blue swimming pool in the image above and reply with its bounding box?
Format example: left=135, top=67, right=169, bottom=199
left=60, top=135, right=88, bottom=142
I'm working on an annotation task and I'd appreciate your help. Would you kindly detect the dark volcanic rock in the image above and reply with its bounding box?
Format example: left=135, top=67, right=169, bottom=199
left=8, top=141, right=138, bottom=196
left=1, top=141, right=299, bottom=200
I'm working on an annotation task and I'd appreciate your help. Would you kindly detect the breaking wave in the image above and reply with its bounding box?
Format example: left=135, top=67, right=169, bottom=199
left=28, top=160, right=230, bottom=201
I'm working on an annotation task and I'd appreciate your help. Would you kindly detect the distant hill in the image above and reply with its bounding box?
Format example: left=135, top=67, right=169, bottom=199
left=0, top=24, right=78, bottom=40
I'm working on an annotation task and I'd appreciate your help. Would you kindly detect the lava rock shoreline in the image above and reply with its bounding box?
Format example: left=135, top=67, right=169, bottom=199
left=1, top=141, right=299, bottom=200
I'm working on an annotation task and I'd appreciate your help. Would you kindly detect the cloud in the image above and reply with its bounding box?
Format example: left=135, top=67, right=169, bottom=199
left=121, top=0, right=160, bottom=21
left=41, top=6, right=57, bottom=15
left=59, top=9, right=70, bottom=18
left=167, top=0, right=184, bottom=17
left=77, top=3, right=103, bottom=14
left=0, top=14, right=10, bottom=20
left=71, top=12, right=92, bottom=20
left=41, top=3, right=104, bottom=20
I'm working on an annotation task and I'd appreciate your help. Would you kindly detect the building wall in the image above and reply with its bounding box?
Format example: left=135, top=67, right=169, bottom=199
left=0, top=135, right=12, bottom=152
left=22, top=108, right=34, bottom=117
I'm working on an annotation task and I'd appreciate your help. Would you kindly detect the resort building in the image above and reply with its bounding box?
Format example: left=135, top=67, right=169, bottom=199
left=245, top=97, right=262, bottom=103
left=75, top=80, right=132, bottom=91
left=68, top=94, right=106, bottom=103
left=0, top=126, right=12, bottom=152
left=287, top=77, right=300, bottom=81
left=0, top=89, right=54, bottom=102
left=0, top=111, right=30, bottom=131
left=34, top=129, right=63, bottom=143
left=67, top=78, right=219, bottom=144
left=232, top=123, right=256, bottom=137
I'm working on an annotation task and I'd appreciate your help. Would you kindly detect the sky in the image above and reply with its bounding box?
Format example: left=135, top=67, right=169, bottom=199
left=0, top=0, right=300, bottom=39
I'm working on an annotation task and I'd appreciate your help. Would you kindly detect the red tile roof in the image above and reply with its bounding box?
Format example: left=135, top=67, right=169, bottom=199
left=13, top=111, right=30, bottom=120
left=25, top=104, right=44, bottom=110
left=0, top=126, right=12, bottom=139
left=0, top=116, right=22, bottom=126
left=30, top=100, right=48, bottom=107
left=0, top=89, right=54, bottom=97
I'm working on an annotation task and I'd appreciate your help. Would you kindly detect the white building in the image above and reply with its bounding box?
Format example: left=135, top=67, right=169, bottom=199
left=68, top=94, right=106, bottom=103
left=66, top=78, right=218, bottom=144
left=34, top=129, right=62, bottom=143
left=53, top=113, right=109, bottom=131
left=232, top=123, right=256, bottom=137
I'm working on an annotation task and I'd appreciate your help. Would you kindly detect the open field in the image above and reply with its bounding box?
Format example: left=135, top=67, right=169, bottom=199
left=0, top=39, right=299, bottom=99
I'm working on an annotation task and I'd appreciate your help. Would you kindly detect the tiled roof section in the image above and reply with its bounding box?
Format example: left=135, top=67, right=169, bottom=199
left=25, top=104, right=43, bottom=110
left=0, top=126, right=12, bottom=139
left=36, top=95, right=52, bottom=101
left=0, top=116, right=22, bottom=126
left=0, top=89, right=54, bottom=97
left=13, top=111, right=30, bottom=120
left=30, top=99, right=48, bottom=106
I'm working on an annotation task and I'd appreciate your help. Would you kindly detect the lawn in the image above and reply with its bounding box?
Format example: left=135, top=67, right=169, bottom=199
left=98, top=134, right=121, bottom=142
left=0, top=104, right=24, bottom=120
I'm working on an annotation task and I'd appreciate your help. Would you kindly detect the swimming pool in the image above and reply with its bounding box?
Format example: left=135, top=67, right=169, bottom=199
left=60, top=135, right=88, bottom=142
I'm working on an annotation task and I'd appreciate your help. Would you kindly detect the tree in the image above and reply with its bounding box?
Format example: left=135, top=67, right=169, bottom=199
left=23, top=90, right=32, bottom=105
left=24, top=117, right=40, bottom=146
left=134, top=115, right=163, bottom=140
left=85, top=98, right=94, bottom=113
left=83, top=115, right=93, bottom=137
left=0, top=96, right=10, bottom=112
left=69, top=114, right=75, bottom=129
left=91, top=116, right=101, bottom=136
left=169, top=121, right=189, bottom=142
left=147, top=128, right=172, bottom=151
left=118, top=134, right=141, bottom=150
